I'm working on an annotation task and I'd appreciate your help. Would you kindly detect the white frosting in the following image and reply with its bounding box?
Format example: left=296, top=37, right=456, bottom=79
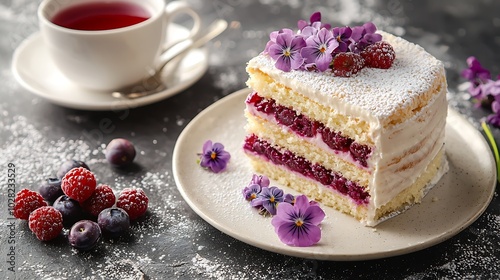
left=370, top=89, right=447, bottom=208
left=246, top=31, right=448, bottom=225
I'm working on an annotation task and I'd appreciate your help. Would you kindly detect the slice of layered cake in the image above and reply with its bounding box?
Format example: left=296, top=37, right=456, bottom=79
left=243, top=13, right=449, bottom=226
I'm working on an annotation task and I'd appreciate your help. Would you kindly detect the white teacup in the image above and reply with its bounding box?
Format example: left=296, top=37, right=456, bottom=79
left=38, top=0, right=201, bottom=91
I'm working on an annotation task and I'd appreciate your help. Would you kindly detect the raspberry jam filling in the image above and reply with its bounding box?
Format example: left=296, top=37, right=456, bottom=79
left=244, top=134, right=370, bottom=205
left=246, top=92, right=372, bottom=167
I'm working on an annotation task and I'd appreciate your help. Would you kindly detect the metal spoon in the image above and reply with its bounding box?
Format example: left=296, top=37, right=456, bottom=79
left=112, top=19, right=227, bottom=99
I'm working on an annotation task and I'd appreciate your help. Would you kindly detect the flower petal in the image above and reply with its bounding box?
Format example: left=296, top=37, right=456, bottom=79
left=290, top=36, right=306, bottom=52
left=301, top=26, right=318, bottom=38
left=297, top=19, right=308, bottom=30
left=350, top=26, right=364, bottom=41
left=294, top=195, right=310, bottom=210
left=202, top=140, right=213, bottom=154
left=275, top=221, right=299, bottom=245
left=275, top=32, right=290, bottom=48
left=303, top=204, right=326, bottom=225
left=296, top=224, right=322, bottom=247
left=276, top=56, right=292, bottom=72
left=317, top=28, right=333, bottom=43
left=260, top=176, right=270, bottom=188
left=315, top=52, right=333, bottom=71
left=309, top=11, right=321, bottom=23
left=268, top=44, right=285, bottom=60
left=363, top=22, right=377, bottom=34
left=211, top=142, right=225, bottom=151
left=300, top=46, right=319, bottom=64
left=209, top=159, right=227, bottom=173
left=269, top=30, right=280, bottom=41
left=275, top=221, right=322, bottom=247
left=263, top=200, right=277, bottom=215
left=276, top=200, right=295, bottom=218
left=217, top=150, right=231, bottom=162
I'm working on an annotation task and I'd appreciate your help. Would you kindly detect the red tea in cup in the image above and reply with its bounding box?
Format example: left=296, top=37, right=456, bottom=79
left=51, top=2, right=150, bottom=31
left=39, top=0, right=201, bottom=91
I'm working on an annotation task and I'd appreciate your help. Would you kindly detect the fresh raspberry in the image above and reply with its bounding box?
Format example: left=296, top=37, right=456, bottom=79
left=28, top=206, right=63, bottom=241
left=332, top=52, right=365, bottom=77
left=82, top=184, right=116, bottom=216
left=61, top=167, right=97, bottom=202
left=116, top=188, right=149, bottom=220
left=13, top=189, right=47, bottom=220
left=361, top=41, right=396, bottom=69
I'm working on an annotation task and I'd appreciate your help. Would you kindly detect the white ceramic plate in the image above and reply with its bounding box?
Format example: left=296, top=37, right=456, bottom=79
left=172, top=88, right=496, bottom=261
left=11, top=24, right=208, bottom=111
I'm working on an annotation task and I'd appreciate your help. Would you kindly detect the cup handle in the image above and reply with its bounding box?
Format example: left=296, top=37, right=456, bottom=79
left=162, top=1, right=201, bottom=52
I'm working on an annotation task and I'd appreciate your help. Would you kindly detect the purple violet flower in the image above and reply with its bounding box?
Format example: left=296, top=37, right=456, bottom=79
left=251, top=186, right=284, bottom=215
left=461, top=56, right=491, bottom=83
left=268, top=31, right=306, bottom=72
left=301, top=28, right=338, bottom=71
left=349, top=22, right=382, bottom=53
left=198, top=140, right=231, bottom=173
left=271, top=195, right=325, bottom=247
left=332, top=26, right=352, bottom=53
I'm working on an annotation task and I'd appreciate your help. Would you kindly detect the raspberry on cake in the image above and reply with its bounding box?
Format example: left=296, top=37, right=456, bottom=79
left=243, top=12, right=449, bottom=226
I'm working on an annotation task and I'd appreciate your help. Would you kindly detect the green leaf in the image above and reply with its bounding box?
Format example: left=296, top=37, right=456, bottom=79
left=481, top=121, right=500, bottom=184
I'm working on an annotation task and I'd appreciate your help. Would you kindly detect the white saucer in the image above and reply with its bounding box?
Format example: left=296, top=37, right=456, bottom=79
left=173, top=88, right=496, bottom=261
left=11, top=24, right=208, bottom=111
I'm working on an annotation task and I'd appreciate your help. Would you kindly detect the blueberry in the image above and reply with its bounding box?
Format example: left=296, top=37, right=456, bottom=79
left=105, top=138, right=136, bottom=167
left=57, top=160, right=90, bottom=178
left=39, top=178, right=63, bottom=204
left=68, top=220, right=101, bottom=251
left=53, top=195, right=85, bottom=228
left=97, top=208, right=130, bottom=237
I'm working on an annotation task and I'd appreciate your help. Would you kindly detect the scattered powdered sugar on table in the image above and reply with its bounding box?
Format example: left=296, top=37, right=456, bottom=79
left=85, top=259, right=146, bottom=280
left=404, top=212, right=500, bottom=279
left=0, top=115, right=99, bottom=188
left=190, top=254, right=250, bottom=280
